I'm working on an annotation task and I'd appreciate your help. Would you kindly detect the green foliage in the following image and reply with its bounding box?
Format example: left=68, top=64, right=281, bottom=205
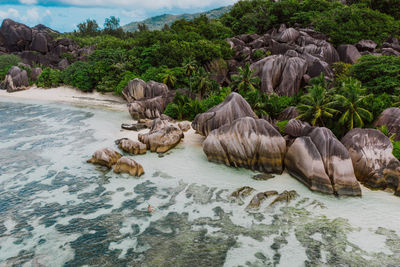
left=349, top=0, right=400, bottom=20
left=242, top=90, right=296, bottom=119
left=37, top=68, right=61, bottom=88
left=332, top=62, right=351, bottom=79
left=116, top=71, right=138, bottom=95
left=332, top=78, right=373, bottom=133
left=252, top=49, right=270, bottom=61
left=0, top=54, right=21, bottom=80
left=297, top=84, right=338, bottom=126
left=392, top=141, right=400, bottom=160
left=231, top=63, right=260, bottom=92
left=276, top=120, right=289, bottom=135
left=349, top=55, right=400, bottom=95
left=364, top=93, right=394, bottom=120
left=164, top=87, right=231, bottom=120
left=76, top=19, right=100, bottom=36
left=222, top=0, right=400, bottom=46
left=62, top=61, right=93, bottom=92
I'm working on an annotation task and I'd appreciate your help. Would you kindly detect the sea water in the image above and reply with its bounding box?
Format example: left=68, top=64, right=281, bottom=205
left=0, top=99, right=399, bottom=267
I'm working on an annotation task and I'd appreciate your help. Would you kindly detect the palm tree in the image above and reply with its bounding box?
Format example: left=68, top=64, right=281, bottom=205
left=182, top=57, right=197, bottom=91
left=185, top=98, right=203, bottom=120
left=244, top=90, right=268, bottom=118
left=230, top=63, right=259, bottom=92
left=193, top=67, right=212, bottom=98
left=162, top=71, right=177, bottom=89
left=297, top=84, right=338, bottom=126
left=333, top=78, right=373, bottom=131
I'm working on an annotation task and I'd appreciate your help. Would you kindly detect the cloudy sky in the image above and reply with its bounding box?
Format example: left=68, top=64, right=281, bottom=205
left=0, top=0, right=237, bottom=32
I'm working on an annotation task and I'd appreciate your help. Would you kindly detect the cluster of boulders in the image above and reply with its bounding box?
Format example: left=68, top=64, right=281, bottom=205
left=192, top=92, right=400, bottom=197
left=1, top=63, right=42, bottom=92
left=122, top=78, right=195, bottom=120
left=87, top=147, right=144, bottom=177
left=0, top=19, right=91, bottom=70
left=225, top=24, right=399, bottom=97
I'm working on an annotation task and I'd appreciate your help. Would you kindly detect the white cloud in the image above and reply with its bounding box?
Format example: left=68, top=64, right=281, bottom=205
left=19, top=0, right=38, bottom=4
left=122, top=9, right=146, bottom=20
left=0, top=8, right=20, bottom=20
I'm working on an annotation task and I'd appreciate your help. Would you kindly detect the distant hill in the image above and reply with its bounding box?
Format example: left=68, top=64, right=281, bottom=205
left=122, top=6, right=231, bottom=32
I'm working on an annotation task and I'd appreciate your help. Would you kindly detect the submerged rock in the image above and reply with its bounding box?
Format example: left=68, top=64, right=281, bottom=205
left=375, top=107, right=400, bottom=141
left=113, top=157, right=144, bottom=177
left=246, top=191, right=278, bottom=210
left=252, top=173, right=275, bottom=181
left=116, top=138, right=147, bottom=155
left=284, top=121, right=361, bottom=196
left=342, top=128, right=400, bottom=196
left=203, top=117, right=286, bottom=173
left=192, top=92, right=257, bottom=136
left=230, top=186, right=255, bottom=204
left=269, top=190, right=299, bottom=206
left=87, top=148, right=122, bottom=168
left=138, top=118, right=184, bottom=153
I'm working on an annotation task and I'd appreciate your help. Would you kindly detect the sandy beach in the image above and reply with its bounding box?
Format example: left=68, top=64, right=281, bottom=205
left=0, top=86, right=128, bottom=111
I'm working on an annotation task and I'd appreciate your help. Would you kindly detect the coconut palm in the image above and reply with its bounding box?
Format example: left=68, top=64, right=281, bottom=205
left=297, top=84, right=338, bottom=126
left=162, top=71, right=177, bottom=89
left=182, top=57, right=197, bottom=91
left=193, top=67, right=212, bottom=98
left=230, top=63, right=259, bottom=92
left=333, top=78, right=373, bottom=131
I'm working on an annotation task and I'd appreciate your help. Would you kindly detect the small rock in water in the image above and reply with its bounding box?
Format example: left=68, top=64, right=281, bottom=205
left=87, top=148, right=122, bottom=168
left=230, top=186, right=255, bottom=205
left=121, top=123, right=147, bottom=131
left=246, top=190, right=278, bottom=210
left=252, top=173, right=275, bottom=181
left=269, top=190, right=299, bottom=207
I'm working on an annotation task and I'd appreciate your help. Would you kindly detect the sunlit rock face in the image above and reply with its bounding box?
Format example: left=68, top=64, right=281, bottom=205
left=117, top=138, right=147, bottom=155
left=128, top=95, right=172, bottom=120
left=122, top=78, right=168, bottom=102
left=203, top=117, right=286, bottom=174
left=375, top=107, right=400, bottom=141
left=192, top=93, right=257, bottom=136
left=87, top=148, right=122, bottom=168
left=285, top=120, right=361, bottom=196
left=138, top=118, right=184, bottom=153
left=342, top=128, right=400, bottom=196
left=113, top=157, right=144, bottom=177
left=251, top=51, right=308, bottom=96
left=4, top=66, right=29, bottom=92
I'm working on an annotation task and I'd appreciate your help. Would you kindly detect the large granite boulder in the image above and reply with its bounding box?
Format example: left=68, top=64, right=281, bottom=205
left=192, top=92, right=257, bottom=136
left=122, top=78, right=168, bottom=102
left=113, top=157, right=144, bottom=177
left=138, top=118, right=184, bottom=153
left=342, top=128, right=400, bottom=195
left=277, top=106, right=300, bottom=121
left=117, top=138, right=147, bottom=155
left=375, top=108, right=400, bottom=141
left=30, top=67, right=42, bottom=81
left=203, top=117, right=286, bottom=173
left=337, top=44, right=361, bottom=64
left=284, top=121, right=361, bottom=196
left=0, top=19, right=32, bottom=52
left=87, top=148, right=122, bottom=168
left=355, top=40, right=377, bottom=52
left=284, top=119, right=313, bottom=138
left=251, top=50, right=307, bottom=96
left=4, top=66, right=29, bottom=92
left=128, top=95, right=172, bottom=120
left=31, top=32, right=49, bottom=53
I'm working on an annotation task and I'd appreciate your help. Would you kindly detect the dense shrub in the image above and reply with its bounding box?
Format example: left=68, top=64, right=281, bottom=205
left=222, top=0, right=400, bottom=46
left=62, top=61, right=93, bottom=92
left=0, top=54, right=21, bottom=80
left=349, top=55, right=400, bottom=95
left=37, top=68, right=62, bottom=88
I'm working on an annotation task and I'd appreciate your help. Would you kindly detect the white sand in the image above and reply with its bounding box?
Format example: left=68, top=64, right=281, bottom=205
left=0, top=86, right=128, bottom=111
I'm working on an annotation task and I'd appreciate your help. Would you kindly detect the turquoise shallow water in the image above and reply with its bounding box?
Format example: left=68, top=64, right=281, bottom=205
left=0, top=98, right=400, bottom=267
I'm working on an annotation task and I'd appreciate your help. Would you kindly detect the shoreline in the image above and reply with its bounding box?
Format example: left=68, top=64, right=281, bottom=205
left=0, top=86, right=128, bottom=111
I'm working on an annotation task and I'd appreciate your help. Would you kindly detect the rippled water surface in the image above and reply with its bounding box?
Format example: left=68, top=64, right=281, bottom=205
left=1, top=99, right=400, bottom=267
